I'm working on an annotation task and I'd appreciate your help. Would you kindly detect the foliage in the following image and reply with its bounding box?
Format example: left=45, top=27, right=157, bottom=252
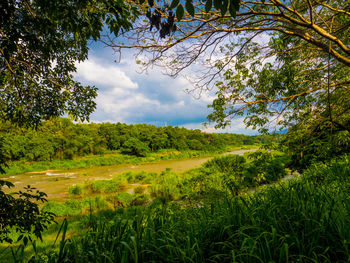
left=1, top=0, right=138, bottom=126
left=0, top=182, right=55, bottom=244
left=281, top=124, right=350, bottom=170
left=143, top=0, right=240, bottom=38
left=20, top=155, right=350, bottom=262
left=0, top=117, right=268, bottom=168
left=204, top=155, right=246, bottom=195
left=0, top=136, right=8, bottom=174
left=134, top=185, right=146, bottom=194
left=122, top=137, right=150, bottom=157
left=204, top=154, right=246, bottom=174
left=245, top=151, right=287, bottom=184
left=68, top=185, right=83, bottom=196
left=86, top=179, right=121, bottom=194
left=42, top=200, right=83, bottom=217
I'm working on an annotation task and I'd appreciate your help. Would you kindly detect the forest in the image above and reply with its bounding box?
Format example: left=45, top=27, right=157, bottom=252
left=1, top=0, right=350, bottom=262
left=0, top=118, right=269, bottom=162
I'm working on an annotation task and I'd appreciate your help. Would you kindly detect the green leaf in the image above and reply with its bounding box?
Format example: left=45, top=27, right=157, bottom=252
left=23, top=236, right=28, bottom=246
left=185, top=1, right=195, bottom=16
left=170, top=0, right=180, bottom=9
left=176, top=4, right=185, bottom=21
left=205, top=0, right=212, bottom=12
left=139, top=0, right=146, bottom=4
left=214, top=0, right=221, bottom=10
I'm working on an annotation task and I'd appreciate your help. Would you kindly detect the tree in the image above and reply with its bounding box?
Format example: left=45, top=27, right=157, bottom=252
left=110, top=0, right=350, bottom=133
left=122, top=137, right=150, bottom=157
left=1, top=0, right=138, bottom=127
left=1, top=0, right=138, bottom=244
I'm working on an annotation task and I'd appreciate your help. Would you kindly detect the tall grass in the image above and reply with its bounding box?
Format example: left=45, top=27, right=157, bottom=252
left=18, top=155, right=350, bottom=262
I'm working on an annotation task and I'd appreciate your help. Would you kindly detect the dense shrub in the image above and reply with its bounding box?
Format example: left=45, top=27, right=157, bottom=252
left=122, top=138, right=150, bottom=157
left=42, top=200, right=82, bottom=217
left=244, top=151, right=287, bottom=184
left=68, top=185, right=83, bottom=196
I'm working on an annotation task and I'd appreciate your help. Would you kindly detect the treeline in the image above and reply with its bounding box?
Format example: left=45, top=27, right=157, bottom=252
left=0, top=118, right=277, bottom=162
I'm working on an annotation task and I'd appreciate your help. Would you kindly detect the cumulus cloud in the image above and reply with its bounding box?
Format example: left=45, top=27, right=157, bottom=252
left=75, top=59, right=138, bottom=90
left=73, top=48, right=254, bottom=134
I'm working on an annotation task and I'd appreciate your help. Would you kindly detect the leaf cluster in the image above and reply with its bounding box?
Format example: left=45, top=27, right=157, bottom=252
left=1, top=0, right=138, bottom=127
left=0, top=182, right=55, bottom=244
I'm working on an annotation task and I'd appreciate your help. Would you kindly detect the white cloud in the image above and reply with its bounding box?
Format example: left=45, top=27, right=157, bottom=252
left=75, top=59, right=138, bottom=90
left=74, top=50, right=255, bottom=135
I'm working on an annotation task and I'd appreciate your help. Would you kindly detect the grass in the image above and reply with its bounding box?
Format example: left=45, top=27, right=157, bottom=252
left=29, top=155, right=350, bottom=262
left=2, top=148, right=234, bottom=176
left=10, top=154, right=346, bottom=262
left=6, top=150, right=348, bottom=262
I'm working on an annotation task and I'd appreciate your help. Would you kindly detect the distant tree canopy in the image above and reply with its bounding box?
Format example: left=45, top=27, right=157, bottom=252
left=0, top=118, right=276, bottom=163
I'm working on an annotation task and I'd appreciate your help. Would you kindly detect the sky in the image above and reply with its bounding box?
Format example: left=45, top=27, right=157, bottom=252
left=73, top=40, right=257, bottom=135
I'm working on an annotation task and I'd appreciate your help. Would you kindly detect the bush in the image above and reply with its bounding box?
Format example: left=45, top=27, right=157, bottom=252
left=204, top=154, right=246, bottom=174
left=245, top=151, right=287, bottom=185
left=87, top=180, right=120, bottom=193
left=0, top=182, right=55, bottom=244
left=134, top=185, right=146, bottom=194
left=130, top=194, right=149, bottom=206
left=135, top=171, right=147, bottom=181
left=42, top=199, right=82, bottom=216
left=122, top=138, right=150, bottom=157
left=68, top=184, right=83, bottom=195
left=117, top=192, right=134, bottom=207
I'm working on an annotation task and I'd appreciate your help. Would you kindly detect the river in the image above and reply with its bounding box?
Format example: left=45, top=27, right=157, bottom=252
left=1, top=149, right=254, bottom=200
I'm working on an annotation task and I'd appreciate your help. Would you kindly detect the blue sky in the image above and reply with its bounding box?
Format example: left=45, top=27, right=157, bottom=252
left=73, top=41, right=257, bottom=135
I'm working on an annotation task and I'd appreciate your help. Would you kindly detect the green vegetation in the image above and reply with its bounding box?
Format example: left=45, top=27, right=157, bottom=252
left=0, top=118, right=276, bottom=175
left=0, top=183, right=54, bottom=244
left=1, top=1, right=349, bottom=262
left=37, top=151, right=287, bottom=216
left=3, top=154, right=350, bottom=262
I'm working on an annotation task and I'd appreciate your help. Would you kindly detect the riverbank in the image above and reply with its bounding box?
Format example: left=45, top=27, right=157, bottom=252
left=2, top=146, right=257, bottom=176
left=2, top=147, right=258, bottom=200
left=4, top=153, right=348, bottom=263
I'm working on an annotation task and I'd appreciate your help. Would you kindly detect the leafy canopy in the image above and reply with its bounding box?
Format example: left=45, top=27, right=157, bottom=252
left=113, top=0, right=350, bottom=134
left=1, top=0, right=138, bottom=127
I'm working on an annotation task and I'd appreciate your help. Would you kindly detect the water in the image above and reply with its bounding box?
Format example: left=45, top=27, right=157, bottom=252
left=2, top=149, right=254, bottom=200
